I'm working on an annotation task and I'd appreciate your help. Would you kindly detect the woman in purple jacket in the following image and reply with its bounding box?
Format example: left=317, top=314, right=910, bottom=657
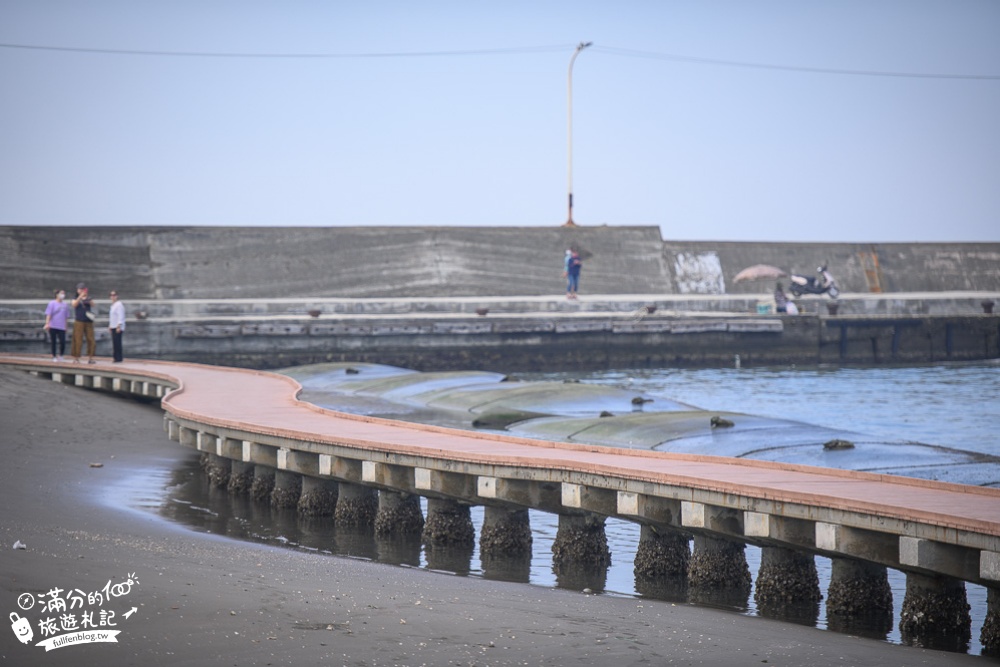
left=43, top=289, right=71, bottom=361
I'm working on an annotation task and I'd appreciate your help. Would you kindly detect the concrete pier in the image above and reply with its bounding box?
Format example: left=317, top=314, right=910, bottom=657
left=422, top=498, right=475, bottom=575
left=826, top=558, right=893, bottom=615
left=7, top=356, right=1000, bottom=652
left=479, top=506, right=532, bottom=557
left=479, top=506, right=532, bottom=582
left=899, top=573, right=972, bottom=643
left=552, top=513, right=611, bottom=568
left=755, top=547, right=821, bottom=605
left=298, top=477, right=338, bottom=517
left=754, top=547, right=822, bottom=621
left=982, top=588, right=1000, bottom=654
left=375, top=491, right=424, bottom=537
left=633, top=525, right=691, bottom=600
left=227, top=460, right=255, bottom=495
left=825, top=559, right=893, bottom=637
left=634, top=525, right=690, bottom=578
left=204, top=454, right=232, bottom=489
left=689, top=536, right=752, bottom=592
left=205, top=453, right=230, bottom=489
left=270, top=470, right=302, bottom=509
left=334, top=483, right=378, bottom=527
left=251, top=465, right=275, bottom=503
left=422, top=498, right=475, bottom=547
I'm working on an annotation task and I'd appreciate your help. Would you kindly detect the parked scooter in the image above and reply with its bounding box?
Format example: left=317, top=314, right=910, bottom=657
left=789, top=265, right=839, bottom=298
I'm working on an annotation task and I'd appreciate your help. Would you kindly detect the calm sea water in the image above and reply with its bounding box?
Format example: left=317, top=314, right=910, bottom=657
left=555, top=362, right=1000, bottom=458
left=155, top=361, right=1000, bottom=655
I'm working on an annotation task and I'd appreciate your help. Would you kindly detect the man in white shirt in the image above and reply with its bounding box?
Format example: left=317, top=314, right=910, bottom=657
left=108, top=290, right=126, bottom=362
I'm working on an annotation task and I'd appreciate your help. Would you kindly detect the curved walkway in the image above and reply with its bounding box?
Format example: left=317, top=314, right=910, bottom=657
left=3, top=353, right=999, bottom=583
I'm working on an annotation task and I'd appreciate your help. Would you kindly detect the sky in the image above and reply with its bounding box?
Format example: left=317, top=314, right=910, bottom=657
left=1, top=0, right=998, bottom=242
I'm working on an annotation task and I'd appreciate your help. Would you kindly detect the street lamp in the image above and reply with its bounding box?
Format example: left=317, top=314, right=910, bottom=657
left=564, top=41, right=592, bottom=227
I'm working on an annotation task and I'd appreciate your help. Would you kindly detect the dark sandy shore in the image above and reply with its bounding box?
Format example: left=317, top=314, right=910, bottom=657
left=0, top=366, right=986, bottom=666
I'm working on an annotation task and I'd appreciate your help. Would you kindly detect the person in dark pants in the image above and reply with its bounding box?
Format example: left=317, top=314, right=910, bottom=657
left=564, top=249, right=582, bottom=300
left=71, top=283, right=96, bottom=363
left=108, top=290, right=125, bottom=363
left=774, top=283, right=789, bottom=313
left=43, top=288, right=70, bottom=361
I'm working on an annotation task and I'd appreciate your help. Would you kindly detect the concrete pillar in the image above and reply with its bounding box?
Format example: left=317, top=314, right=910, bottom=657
left=826, top=557, right=893, bottom=615
left=635, top=525, right=689, bottom=578
left=251, top=465, right=275, bottom=503
left=551, top=513, right=610, bottom=592
left=477, top=507, right=532, bottom=583
left=688, top=536, right=751, bottom=606
left=899, top=572, right=971, bottom=648
left=479, top=506, right=532, bottom=557
left=981, top=587, right=1000, bottom=656
left=754, top=546, right=821, bottom=606
left=634, top=525, right=690, bottom=601
left=227, top=460, right=255, bottom=495
left=270, top=470, right=302, bottom=509
left=689, top=535, right=751, bottom=589
left=754, top=546, right=821, bottom=623
left=298, top=477, right=338, bottom=517
left=375, top=491, right=424, bottom=537
left=551, top=513, right=610, bottom=568
left=334, top=483, right=378, bottom=528
left=422, top=498, right=475, bottom=547
left=205, top=454, right=231, bottom=489
left=422, top=498, right=475, bottom=575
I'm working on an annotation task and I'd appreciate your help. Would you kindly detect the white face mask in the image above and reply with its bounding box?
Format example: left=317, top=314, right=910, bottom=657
left=58, top=292, right=65, bottom=299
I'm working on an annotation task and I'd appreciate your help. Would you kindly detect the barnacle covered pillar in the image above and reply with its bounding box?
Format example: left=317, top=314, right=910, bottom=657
left=227, top=460, right=255, bottom=495
left=688, top=535, right=751, bottom=606
left=205, top=453, right=231, bottom=489
left=422, top=498, right=475, bottom=546
left=298, top=477, right=338, bottom=517
left=270, top=469, right=302, bottom=509
left=479, top=506, right=532, bottom=582
left=981, top=587, right=1000, bottom=655
left=480, top=506, right=532, bottom=556
left=334, top=482, right=378, bottom=528
left=375, top=490, right=424, bottom=536
left=634, top=525, right=690, bottom=599
left=899, top=572, right=971, bottom=650
left=251, top=465, right=275, bottom=502
left=422, top=498, right=475, bottom=574
left=754, top=546, right=821, bottom=623
left=825, top=557, right=893, bottom=635
left=826, top=558, right=892, bottom=615
left=552, top=513, right=611, bottom=591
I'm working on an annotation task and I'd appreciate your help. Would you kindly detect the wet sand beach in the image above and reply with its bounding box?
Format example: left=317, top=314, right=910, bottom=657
left=0, top=367, right=986, bottom=666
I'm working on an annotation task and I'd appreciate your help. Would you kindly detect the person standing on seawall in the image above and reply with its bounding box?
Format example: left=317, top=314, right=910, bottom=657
left=71, top=282, right=96, bottom=364
left=108, top=290, right=125, bottom=363
left=43, top=288, right=70, bottom=361
left=565, top=249, right=583, bottom=300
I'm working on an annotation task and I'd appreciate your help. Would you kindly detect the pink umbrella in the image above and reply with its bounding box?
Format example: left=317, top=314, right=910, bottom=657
left=733, top=264, right=788, bottom=283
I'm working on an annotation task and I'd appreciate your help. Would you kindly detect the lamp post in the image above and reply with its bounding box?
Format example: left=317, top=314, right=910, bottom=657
left=564, top=41, right=592, bottom=227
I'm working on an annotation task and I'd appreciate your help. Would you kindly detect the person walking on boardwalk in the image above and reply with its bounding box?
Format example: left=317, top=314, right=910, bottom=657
left=71, top=282, right=96, bottom=364
left=564, top=249, right=583, bottom=299
left=108, top=289, right=125, bottom=363
left=43, top=288, right=70, bottom=361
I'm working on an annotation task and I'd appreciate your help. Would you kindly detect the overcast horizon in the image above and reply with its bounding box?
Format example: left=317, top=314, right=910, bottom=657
left=2, top=1, right=997, bottom=243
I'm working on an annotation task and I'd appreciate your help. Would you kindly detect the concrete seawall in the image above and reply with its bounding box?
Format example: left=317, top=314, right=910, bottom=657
left=1, top=294, right=996, bottom=371
left=2, top=226, right=998, bottom=298
left=3, top=226, right=996, bottom=369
